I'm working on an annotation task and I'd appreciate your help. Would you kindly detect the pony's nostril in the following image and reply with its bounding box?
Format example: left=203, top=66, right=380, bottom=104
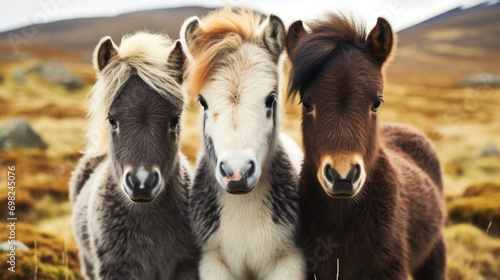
left=324, top=164, right=342, bottom=183
left=352, top=164, right=361, bottom=183
left=125, top=173, right=132, bottom=188
left=152, top=172, right=160, bottom=187
left=144, top=171, right=160, bottom=189
left=125, top=172, right=140, bottom=190
left=244, top=160, right=256, bottom=178
left=219, top=162, right=227, bottom=177
left=324, top=164, right=333, bottom=182
left=219, top=162, right=233, bottom=178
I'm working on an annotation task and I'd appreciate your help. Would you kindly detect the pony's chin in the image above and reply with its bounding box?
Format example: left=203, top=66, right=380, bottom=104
left=324, top=185, right=360, bottom=199
left=217, top=176, right=258, bottom=195
left=128, top=197, right=157, bottom=204
left=224, top=186, right=255, bottom=195
left=123, top=185, right=161, bottom=204
left=327, top=192, right=355, bottom=199
left=319, top=179, right=361, bottom=199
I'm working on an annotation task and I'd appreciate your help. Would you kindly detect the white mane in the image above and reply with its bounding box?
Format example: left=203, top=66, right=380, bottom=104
left=85, top=32, right=185, bottom=156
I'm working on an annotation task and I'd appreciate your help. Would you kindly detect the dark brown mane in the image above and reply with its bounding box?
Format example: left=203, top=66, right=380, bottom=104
left=288, top=14, right=367, bottom=98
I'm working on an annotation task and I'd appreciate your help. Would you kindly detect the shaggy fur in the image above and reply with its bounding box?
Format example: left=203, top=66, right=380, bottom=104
left=286, top=14, right=446, bottom=279
left=181, top=8, right=306, bottom=280
left=70, top=32, right=198, bottom=280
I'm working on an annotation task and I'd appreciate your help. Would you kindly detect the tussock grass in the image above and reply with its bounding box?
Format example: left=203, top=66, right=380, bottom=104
left=445, top=223, right=500, bottom=280
left=0, top=149, right=74, bottom=197
left=0, top=222, right=82, bottom=280
left=448, top=182, right=500, bottom=236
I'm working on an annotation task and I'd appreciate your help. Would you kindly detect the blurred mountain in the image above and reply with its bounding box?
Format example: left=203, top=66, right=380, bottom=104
left=0, top=6, right=211, bottom=51
left=387, top=2, right=500, bottom=87
left=0, top=4, right=499, bottom=88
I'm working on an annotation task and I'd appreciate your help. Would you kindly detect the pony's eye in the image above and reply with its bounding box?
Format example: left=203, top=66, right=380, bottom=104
left=170, top=117, right=180, bottom=129
left=198, top=95, right=208, bottom=110
left=300, top=99, right=314, bottom=113
left=265, top=91, right=276, bottom=108
left=371, top=98, right=384, bottom=113
left=108, top=117, right=117, bottom=129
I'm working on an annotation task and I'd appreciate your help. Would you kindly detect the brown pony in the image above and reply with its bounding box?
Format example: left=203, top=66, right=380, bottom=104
left=286, top=14, right=446, bottom=279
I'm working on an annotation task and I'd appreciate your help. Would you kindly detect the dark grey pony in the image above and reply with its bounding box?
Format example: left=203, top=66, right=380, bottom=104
left=70, top=32, right=198, bottom=280
left=180, top=8, right=306, bottom=280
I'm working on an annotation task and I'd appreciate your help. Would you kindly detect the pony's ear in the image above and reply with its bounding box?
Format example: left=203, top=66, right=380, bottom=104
left=93, top=36, right=118, bottom=72
left=168, top=40, right=186, bottom=85
left=286, top=20, right=307, bottom=55
left=181, top=16, right=200, bottom=48
left=262, top=14, right=286, bottom=60
left=367, top=17, right=394, bottom=66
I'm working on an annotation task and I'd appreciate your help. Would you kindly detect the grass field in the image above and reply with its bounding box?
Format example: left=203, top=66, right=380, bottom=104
left=0, top=50, right=499, bottom=279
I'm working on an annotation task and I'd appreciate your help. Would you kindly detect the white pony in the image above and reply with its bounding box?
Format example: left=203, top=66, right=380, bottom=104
left=181, top=7, right=306, bottom=280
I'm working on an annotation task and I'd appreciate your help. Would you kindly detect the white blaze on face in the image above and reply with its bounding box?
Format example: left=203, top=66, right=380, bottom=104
left=134, top=165, right=147, bottom=189
left=200, top=43, right=278, bottom=191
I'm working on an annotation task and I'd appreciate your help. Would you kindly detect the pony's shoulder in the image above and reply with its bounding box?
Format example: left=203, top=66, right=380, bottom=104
left=380, top=122, right=442, bottom=190
left=380, top=122, right=434, bottom=150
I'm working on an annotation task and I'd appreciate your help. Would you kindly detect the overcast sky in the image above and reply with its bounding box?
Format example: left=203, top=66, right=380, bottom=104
left=0, top=0, right=496, bottom=32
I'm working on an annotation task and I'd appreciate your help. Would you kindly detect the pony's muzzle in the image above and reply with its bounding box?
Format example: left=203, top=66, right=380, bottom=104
left=319, top=154, right=366, bottom=198
left=324, top=163, right=359, bottom=196
left=217, top=157, right=258, bottom=194
left=123, top=166, right=162, bottom=203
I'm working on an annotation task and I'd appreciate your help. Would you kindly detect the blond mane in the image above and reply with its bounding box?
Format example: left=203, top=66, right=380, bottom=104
left=85, top=32, right=185, bottom=156
left=185, top=7, right=265, bottom=98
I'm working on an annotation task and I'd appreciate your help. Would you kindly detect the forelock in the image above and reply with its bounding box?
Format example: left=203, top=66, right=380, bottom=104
left=288, top=13, right=368, bottom=99
left=185, top=7, right=266, bottom=99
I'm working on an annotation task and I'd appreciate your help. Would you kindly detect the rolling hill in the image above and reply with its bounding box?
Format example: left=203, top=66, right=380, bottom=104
left=0, top=6, right=211, bottom=59
left=387, top=2, right=500, bottom=87
left=0, top=4, right=499, bottom=87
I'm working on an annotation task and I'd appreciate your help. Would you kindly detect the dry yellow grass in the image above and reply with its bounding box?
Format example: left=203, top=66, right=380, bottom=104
left=380, top=84, right=500, bottom=195
left=447, top=182, right=500, bottom=235
left=445, top=223, right=500, bottom=280
left=0, top=222, right=82, bottom=279
left=0, top=53, right=499, bottom=279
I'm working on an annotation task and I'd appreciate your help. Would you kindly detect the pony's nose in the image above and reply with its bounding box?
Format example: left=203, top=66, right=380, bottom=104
left=125, top=170, right=160, bottom=190
left=324, top=163, right=360, bottom=196
left=324, top=163, right=360, bottom=184
left=123, top=167, right=162, bottom=203
left=219, top=160, right=255, bottom=180
left=219, top=160, right=256, bottom=194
